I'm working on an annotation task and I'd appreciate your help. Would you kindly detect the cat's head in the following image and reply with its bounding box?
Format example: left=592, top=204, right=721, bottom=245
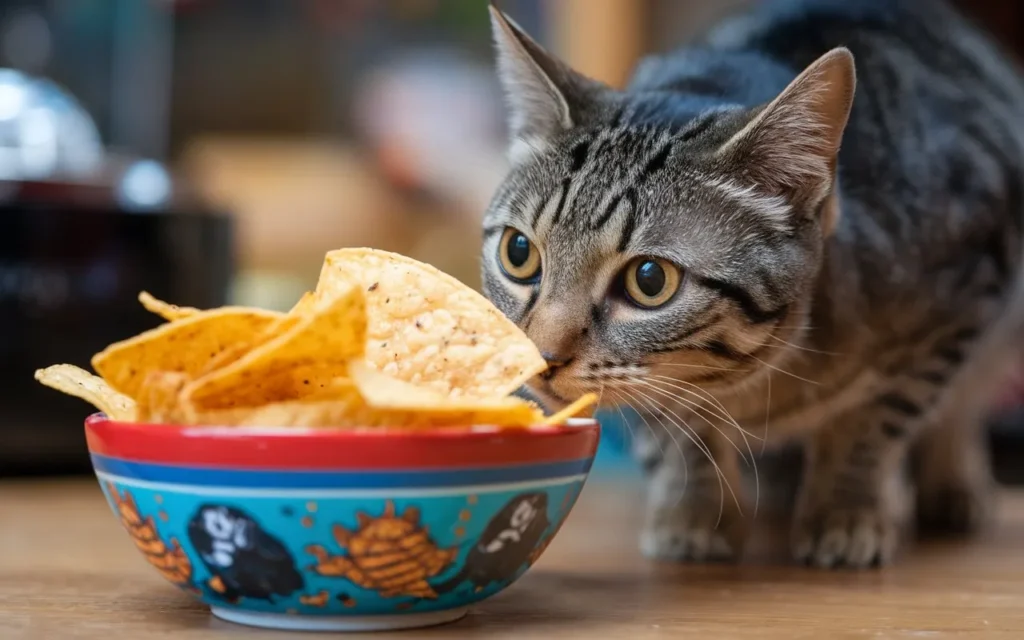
left=481, top=7, right=856, bottom=409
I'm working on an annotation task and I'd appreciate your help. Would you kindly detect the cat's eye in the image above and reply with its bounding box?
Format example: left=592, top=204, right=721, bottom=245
left=498, top=227, right=541, bottom=284
left=623, top=257, right=681, bottom=308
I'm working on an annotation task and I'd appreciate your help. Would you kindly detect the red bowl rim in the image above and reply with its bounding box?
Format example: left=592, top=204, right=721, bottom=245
left=84, top=413, right=601, bottom=470
left=84, top=413, right=600, bottom=441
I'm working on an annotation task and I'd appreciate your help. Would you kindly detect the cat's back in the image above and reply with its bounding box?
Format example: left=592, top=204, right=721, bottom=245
left=633, top=0, right=1024, bottom=269
left=637, top=0, right=1024, bottom=136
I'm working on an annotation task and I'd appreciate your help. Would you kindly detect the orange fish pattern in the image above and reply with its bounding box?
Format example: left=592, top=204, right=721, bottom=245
left=299, top=590, right=330, bottom=607
left=306, top=500, right=458, bottom=599
left=107, top=483, right=194, bottom=589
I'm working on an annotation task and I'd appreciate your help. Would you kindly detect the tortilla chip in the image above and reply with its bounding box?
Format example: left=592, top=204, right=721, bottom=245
left=541, top=393, right=599, bottom=425
left=347, top=360, right=541, bottom=417
left=190, top=397, right=543, bottom=429
left=135, top=371, right=191, bottom=423
left=183, top=283, right=367, bottom=410
left=91, top=307, right=284, bottom=398
left=196, top=315, right=301, bottom=377
left=186, top=380, right=366, bottom=427
left=315, top=248, right=547, bottom=399
left=34, top=364, right=136, bottom=421
left=187, top=364, right=544, bottom=428
left=138, top=291, right=200, bottom=322
left=290, top=291, right=317, bottom=316
left=198, top=290, right=327, bottom=377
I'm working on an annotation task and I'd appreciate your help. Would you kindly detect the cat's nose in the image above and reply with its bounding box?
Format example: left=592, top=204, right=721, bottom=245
left=539, top=352, right=573, bottom=380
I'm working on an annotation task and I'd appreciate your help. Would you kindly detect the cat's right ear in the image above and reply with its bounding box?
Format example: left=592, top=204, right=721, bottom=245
left=490, top=4, right=602, bottom=162
left=715, top=47, right=856, bottom=231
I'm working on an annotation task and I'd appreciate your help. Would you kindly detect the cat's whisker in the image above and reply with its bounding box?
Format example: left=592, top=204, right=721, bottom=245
left=609, top=390, right=645, bottom=464
left=617, top=387, right=689, bottom=499
left=611, top=399, right=641, bottom=455
left=644, top=374, right=763, bottom=442
left=740, top=415, right=760, bottom=519
left=636, top=379, right=754, bottom=470
left=649, top=362, right=739, bottom=372
left=643, top=374, right=763, bottom=520
left=762, top=371, right=771, bottom=457
left=766, top=332, right=840, bottom=356
left=637, top=376, right=761, bottom=519
left=640, top=376, right=743, bottom=434
left=626, top=385, right=738, bottom=524
left=748, top=352, right=820, bottom=386
left=617, top=388, right=685, bottom=495
left=734, top=328, right=837, bottom=358
left=773, top=324, right=817, bottom=332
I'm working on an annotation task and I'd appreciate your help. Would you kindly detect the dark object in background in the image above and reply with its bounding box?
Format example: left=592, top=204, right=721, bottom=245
left=952, top=0, right=1024, bottom=60
left=0, top=178, right=233, bottom=477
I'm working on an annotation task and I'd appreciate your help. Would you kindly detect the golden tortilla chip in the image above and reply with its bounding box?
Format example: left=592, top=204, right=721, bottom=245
left=91, top=307, right=284, bottom=398
left=138, top=291, right=200, bottom=322
left=183, top=283, right=367, bottom=410
left=211, top=402, right=542, bottom=429
left=190, top=397, right=543, bottom=429
left=185, top=380, right=365, bottom=427
left=541, top=393, right=599, bottom=425
left=315, top=248, right=547, bottom=399
left=188, top=365, right=545, bottom=428
left=290, top=291, right=317, bottom=316
left=188, top=291, right=319, bottom=380
left=136, top=371, right=191, bottom=423
left=34, top=364, right=136, bottom=421
left=196, top=315, right=300, bottom=377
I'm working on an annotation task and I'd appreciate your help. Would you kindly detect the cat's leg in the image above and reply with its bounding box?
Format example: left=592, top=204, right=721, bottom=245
left=791, top=392, right=918, bottom=568
left=915, top=288, right=1024, bottom=534
left=912, top=330, right=1011, bottom=535
left=913, top=409, right=994, bottom=535
left=640, top=423, right=748, bottom=563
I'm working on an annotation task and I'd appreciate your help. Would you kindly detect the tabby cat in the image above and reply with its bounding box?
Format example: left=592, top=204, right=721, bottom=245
left=481, top=0, right=1024, bottom=569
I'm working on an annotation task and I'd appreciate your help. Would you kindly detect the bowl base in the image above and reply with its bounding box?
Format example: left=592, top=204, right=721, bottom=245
left=210, top=606, right=469, bottom=632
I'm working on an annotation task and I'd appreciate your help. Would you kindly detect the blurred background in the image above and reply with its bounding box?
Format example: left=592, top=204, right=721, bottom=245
left=1, top=0, right=1022, bottom=479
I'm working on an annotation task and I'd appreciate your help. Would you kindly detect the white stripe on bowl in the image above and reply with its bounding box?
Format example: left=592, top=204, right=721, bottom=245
left=94, top=471, right=589, bottom=499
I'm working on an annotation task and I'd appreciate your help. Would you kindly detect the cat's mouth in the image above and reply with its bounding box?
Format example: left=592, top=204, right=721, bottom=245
left=532, top=343, right=772, bottom=414
left=520, top=382, right=572, bottom=414
left=524, top=317, right=803, bottom=414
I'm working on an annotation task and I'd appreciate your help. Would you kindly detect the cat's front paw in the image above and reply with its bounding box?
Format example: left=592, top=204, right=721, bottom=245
left=640, top=502, right=747, bottom=563
left=791, top=502, right=904, bottom=569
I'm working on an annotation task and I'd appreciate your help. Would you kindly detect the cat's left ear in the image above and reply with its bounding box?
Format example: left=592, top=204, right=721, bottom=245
left=489, top=4, right=608, bottom=162
left=716, top=48, right=856, bottom=229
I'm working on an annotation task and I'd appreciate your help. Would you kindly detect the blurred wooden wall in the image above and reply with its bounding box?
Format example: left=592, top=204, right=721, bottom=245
left=544, top=0, right=1024, bottom=88
left=545, top=0, right=646, bottom=88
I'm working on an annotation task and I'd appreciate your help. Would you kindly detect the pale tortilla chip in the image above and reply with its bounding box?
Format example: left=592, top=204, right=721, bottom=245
left=347, top=360, right=541, bottom=418
left=34, top=364, right=136, bottom=421
left=315, top=248, right=547, bottom=399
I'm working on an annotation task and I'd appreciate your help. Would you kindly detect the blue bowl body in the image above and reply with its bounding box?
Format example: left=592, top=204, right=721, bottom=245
left=95, top=455, right=591, bottom=618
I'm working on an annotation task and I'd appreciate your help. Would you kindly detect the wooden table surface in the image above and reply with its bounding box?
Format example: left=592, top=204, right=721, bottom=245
left=2, top=477, right=1024, bottom=639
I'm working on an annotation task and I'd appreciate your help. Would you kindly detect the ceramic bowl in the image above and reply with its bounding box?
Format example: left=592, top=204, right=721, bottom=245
left=84, top=415, right=600, bottom=632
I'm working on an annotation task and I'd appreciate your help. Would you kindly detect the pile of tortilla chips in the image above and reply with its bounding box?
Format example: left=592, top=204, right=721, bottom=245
left=34, top=248, right=596, bottom=429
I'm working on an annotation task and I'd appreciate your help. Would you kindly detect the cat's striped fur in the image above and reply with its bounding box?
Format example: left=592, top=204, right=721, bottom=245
left=482, top=0, right=1024, bottom=568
